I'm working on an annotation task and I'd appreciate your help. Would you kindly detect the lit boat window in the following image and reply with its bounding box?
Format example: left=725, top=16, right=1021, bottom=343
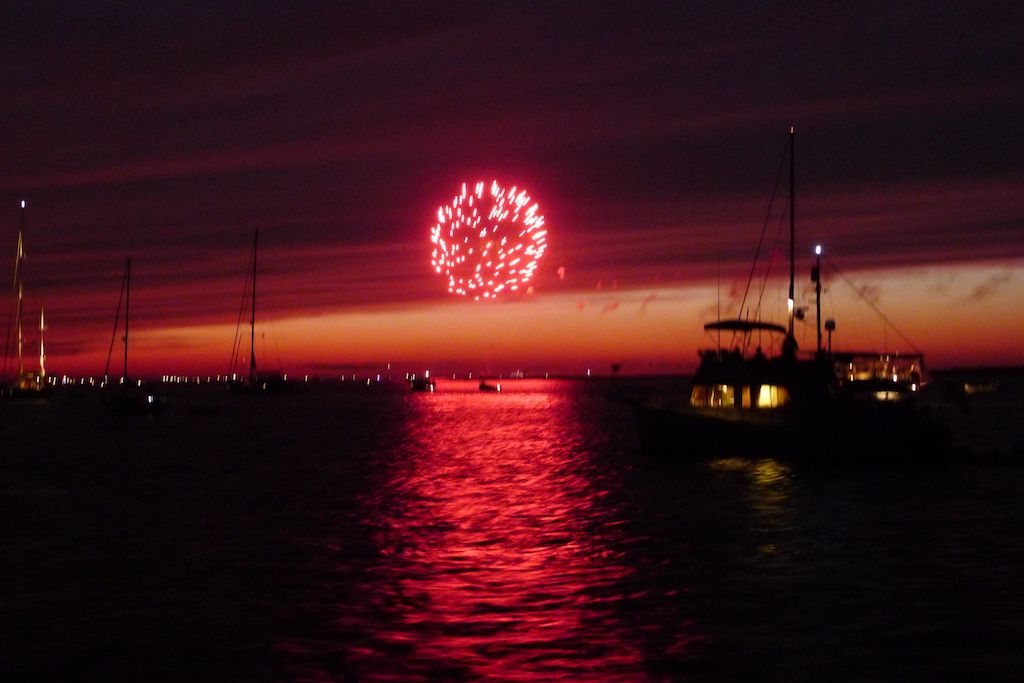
left=713, top=384, right=735, bottom=407
left=757, top=385, right=789, bottom=408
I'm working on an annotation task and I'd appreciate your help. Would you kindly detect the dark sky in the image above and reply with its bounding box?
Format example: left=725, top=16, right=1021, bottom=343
left=2, top=1, right=1023, bottom=372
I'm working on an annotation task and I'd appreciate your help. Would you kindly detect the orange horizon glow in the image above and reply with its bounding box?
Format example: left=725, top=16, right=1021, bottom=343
left=22, top=259, right=1024, bottom=381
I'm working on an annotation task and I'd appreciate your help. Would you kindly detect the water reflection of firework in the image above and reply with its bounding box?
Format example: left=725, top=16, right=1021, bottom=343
left=430, top=180, right=547, bottom=300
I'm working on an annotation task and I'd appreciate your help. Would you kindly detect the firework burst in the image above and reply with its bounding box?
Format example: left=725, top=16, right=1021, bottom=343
left=430, top=181, right=547, bottom=300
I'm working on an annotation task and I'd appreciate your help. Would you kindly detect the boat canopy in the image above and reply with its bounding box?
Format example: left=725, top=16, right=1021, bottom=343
left=704, top=319, right=787, bottom=335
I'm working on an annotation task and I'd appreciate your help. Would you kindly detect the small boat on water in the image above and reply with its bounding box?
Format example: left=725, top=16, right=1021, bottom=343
left=409, top=373, right=435, bottom=392
left=963, top=381, right=1001, bottom=395
left=101, top=257, right=167, bottom=414
left=631, top=130, right=951, bottom=462
left=479, top=380, right=501, bottom=392
left=228, top=230, right=293, bottom=394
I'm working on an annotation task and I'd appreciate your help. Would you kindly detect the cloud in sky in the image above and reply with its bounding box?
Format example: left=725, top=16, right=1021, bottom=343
left=967, top=269, right=1015, bottom=302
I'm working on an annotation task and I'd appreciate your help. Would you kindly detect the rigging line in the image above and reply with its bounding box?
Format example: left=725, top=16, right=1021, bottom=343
left=104, top=262, right=129, bottom=380
left=822, top=256, right=924, bottom=356
left=268, top=317, right=285, bottom=371
left=229, top=277, right=250, bottom=372
left=4, top=229, right=24, bottom=381
left=752, top=197, right=789, bottom=323
left=739, top=137, right=791, bottom=318
left=2, top=301, right=12, bottom=381
left=229, top=245, right=255, bottom=373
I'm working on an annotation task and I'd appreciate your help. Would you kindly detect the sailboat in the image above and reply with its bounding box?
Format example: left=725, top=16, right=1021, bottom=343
left=101, top=257, right=167, bottom=413
left=3, top=200, right=51, bottom=398
left=229, top=230, right=291, bottom=393
left=630, top=129, right=951, bottom=462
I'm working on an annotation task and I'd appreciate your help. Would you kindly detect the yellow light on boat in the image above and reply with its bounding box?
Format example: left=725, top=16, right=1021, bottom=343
left=757, top=385, right=789, bottom=407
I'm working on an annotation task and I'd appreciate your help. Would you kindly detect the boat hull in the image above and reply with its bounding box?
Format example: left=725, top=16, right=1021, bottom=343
left=409, top=378, right=435, bottom=392
left=102, top=385, right=168, bottom=415
left=631, top=398, right=952, bottom=463
left=228, top=374, right=293, bottom=394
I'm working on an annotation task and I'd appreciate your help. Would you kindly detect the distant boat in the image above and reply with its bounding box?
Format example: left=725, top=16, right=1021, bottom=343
left=2, top=201, right=52, bottom=399
left=229, top=230, right=292, bottom=393
left=963, top=381, right=1001, bottom=395
left=409, top=374, right=435, bottom=392
left=101, top=257, right=167, bottom=414
left=630, top=129, right=951, bottom=462
left=479, top=380, right=501, bottom=392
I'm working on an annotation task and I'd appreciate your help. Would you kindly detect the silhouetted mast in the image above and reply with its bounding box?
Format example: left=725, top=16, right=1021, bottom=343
left=250, top=229, right=258, bottom=384
left=15, top=201, right=25, bottom=377
left=39, top=303, right=45, bottom=380
left=781, top=127, right=800, bottom=361
left=124, top=257, right=131, bottom=380
left=814, top=246, right=823, bottom=355
left=787, top=127, right=796, bottom=340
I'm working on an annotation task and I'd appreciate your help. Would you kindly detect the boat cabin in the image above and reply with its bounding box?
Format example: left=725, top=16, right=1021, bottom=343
left=686, top=320, right=924, bottom=412
left=688, top=320, right=807, bottom=411
left=833, top=352, right=925, bottom=401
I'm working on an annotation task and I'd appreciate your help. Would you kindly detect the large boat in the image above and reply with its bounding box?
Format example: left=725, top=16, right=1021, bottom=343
left=631, top=130, right=951, bottom=462
left=101, top=257, right=168, bottom=414
left=228, top=230, right=292, bottom=393
left=2, top=201, right=52, bottom=399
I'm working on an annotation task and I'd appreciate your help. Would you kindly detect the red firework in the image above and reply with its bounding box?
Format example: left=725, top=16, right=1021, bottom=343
left=430, top=181, right=547, bottom=300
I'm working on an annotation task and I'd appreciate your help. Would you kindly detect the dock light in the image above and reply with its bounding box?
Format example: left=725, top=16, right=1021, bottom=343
left=815, top=244, right=822, bottom=256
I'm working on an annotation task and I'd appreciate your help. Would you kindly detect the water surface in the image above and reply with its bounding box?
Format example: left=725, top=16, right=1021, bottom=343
left=1, top=377, right=1022, bottom=680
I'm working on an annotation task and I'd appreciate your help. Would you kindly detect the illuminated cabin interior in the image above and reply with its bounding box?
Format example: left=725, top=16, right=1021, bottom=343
left=690, top=382, right=790, bottom=409
left=688, top=319, right=796, bottom=411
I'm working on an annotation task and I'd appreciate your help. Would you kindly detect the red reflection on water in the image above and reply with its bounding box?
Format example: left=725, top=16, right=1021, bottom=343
left=358, top=388, right=650, bottom=679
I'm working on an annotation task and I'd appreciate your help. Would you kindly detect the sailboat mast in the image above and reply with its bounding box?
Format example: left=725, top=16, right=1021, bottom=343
left=787, top=127, right=796, bottom=339
left=124, top=257, right=130, bottom=381
left=16, top=201, right=25, bottom=377
left=815, top=246, right=823, bottom=355
left=249, top=229, right=258, bottom=383
left=39, top=303, right=45, bottom=379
